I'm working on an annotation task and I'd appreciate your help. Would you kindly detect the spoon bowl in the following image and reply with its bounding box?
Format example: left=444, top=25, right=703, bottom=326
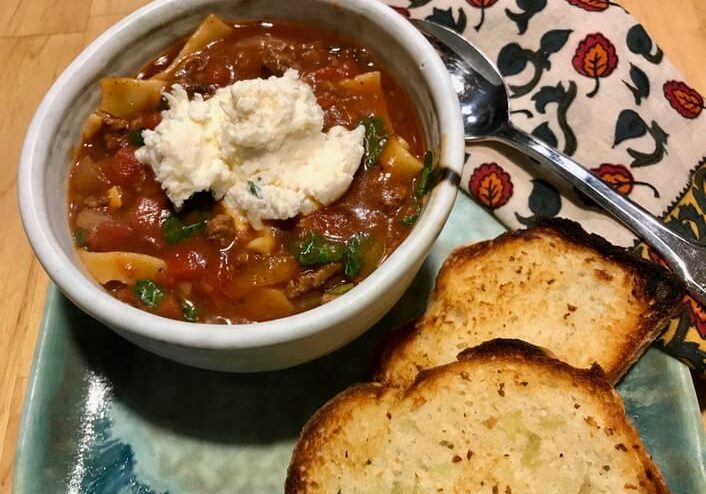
left=411, top=19, right=508, bottom=139
left=413, top=18, right=706, bottom=305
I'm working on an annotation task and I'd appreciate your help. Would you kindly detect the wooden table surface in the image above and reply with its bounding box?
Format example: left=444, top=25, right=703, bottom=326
left=1, top=0, right=706, bottom=491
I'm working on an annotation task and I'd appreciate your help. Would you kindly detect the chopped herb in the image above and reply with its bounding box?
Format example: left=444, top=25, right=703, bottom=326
left=344, top=232, right=371, bottom=278
left=291, top=232, right=345, bottom=265
left=326, top=283, right=355, bottom=296
left=162, top=215, right=207, bottom=244
left=400, top=211, right=420, bottom=227
left=360, top=115, right=388, bottom=169
left=399, top=152, right=434, bottom=227
left=128, top=128, right=145, bottom=147
left=181, top=300, right=200, bottom=322
left=248, top=180, right=261, bottom=198
left=73, top=229, right=87, bottom=248
left=414, top=151, right=434, bottom=199
left=158, top=95, right=170, bottom=111
left=134, top=279, right=165, bottom=309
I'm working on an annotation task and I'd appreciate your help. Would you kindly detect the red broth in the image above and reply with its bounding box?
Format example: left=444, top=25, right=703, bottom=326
left=68, top=19, right=429, bottom=324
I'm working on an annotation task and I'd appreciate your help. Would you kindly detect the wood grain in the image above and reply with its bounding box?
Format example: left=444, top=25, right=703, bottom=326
left=0, top=1, right=705, bottom=492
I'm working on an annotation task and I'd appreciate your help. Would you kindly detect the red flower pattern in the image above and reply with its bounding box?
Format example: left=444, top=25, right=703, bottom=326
left=469, top=163, right=513, bottom=210
left=663, top=80, right=704, bottom=119
left=565, top=0, right=611, bottom=11
left=389, top=6, right=411, bottom=17
left=572, top=33, right=619, bottom=98
left=466, top=0, right=500, bottom=31
left=591, top=164, right=635, bottom=195
left=591, top=164, right=660, bottom=197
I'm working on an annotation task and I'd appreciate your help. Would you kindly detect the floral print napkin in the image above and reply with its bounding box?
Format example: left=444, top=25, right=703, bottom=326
left=385, top=0, right=706, bottom=374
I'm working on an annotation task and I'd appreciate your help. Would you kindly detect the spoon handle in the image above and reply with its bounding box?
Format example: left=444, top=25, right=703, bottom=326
left=494, top=123, right=706, bottom=304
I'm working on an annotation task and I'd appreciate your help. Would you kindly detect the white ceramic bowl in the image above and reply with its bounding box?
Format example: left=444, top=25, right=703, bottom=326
left=18, top=0, right=464, bottom=371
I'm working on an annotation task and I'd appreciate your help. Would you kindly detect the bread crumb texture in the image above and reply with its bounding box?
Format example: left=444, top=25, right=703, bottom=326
left=286, top=339, right=670, bottom=494
left=376, top=219, right=684, bottom=386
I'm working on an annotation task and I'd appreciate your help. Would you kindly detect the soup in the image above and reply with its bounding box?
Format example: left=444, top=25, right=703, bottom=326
left=69, top=15, right=430, bottom=324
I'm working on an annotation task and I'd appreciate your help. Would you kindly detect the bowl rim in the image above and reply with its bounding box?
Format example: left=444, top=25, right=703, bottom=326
left=18, top=0, right=464, bottom=350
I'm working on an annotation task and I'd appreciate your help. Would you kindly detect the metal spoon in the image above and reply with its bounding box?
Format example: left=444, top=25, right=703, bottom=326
left=413, top=18, right=706, bottom=305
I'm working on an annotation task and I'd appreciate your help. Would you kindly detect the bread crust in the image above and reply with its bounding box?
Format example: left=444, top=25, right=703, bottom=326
left=287, top=339, right=671, bottom=494
left=375, top=218, right=685, bottom=385
left=534, top=218, right=685, bottom=320
left=286, top=383, right=389, bottom=493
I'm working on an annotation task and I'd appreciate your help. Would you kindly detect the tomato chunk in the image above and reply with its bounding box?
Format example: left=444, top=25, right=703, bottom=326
left=205, top=63, right=235, bottom=88
left=297, top=206, right=357, bottom=240
left=86, top=221, right=157, bottom=254
left=154, top=295, right=183, bottom=320
left=140, top=111, right=162, bottom=130
left=130, top=196, right=165, bottom=234
left=105, top=146, right=145, bottom=186
left=165, top=244, right=210, bottom=281
left=113, top=285, right=139, bottom=306
left=304, top=59, right=359, bottom=86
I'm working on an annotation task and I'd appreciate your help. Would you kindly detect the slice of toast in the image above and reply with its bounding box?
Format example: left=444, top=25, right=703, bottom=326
left=375, top=219, right=684, bottom=387
left=286, top=339, right=670, bottom=494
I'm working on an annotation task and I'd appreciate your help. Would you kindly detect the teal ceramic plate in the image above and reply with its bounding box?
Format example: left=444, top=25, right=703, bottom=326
left=13, top=196, right=706, bottom=493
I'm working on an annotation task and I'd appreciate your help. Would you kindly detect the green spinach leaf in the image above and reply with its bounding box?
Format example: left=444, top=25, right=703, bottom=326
left=73, top=229, right=87, bottom=248
left=292, top=232, right=345, bottom=265
left=326, top=283, right=355, bottom=296
left=399, top=210, right=420, bottom=228
left=414, top=151, right=434, bottom=199
left=134, top=279, right=165, bottom=309
left=162, top=215, right=207, bottom=244
left=181, top=300, right=200, bottom=322
left=361, top=116, right=388, bottom=169
left=344, top=232, right=371, bottom=278
left=128, top=128, right=145, bottom=147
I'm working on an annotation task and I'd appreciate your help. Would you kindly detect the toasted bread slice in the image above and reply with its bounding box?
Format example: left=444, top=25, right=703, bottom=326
left=375, top=219, right=684, bottom=387
left=287, top=339, right=670, bottom=494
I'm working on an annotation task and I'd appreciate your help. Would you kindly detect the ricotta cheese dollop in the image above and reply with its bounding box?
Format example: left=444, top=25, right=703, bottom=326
left=135, top=69, right=365, bottom=225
